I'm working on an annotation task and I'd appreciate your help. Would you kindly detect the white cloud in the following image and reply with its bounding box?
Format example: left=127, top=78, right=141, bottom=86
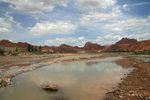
left=3, top=0, right=68, bottom=13
left=126, top=33, right=150, bottom=41
left=78, top=36, right=85, bottom=40
left=122, top=4, right=130, bottom=11
left=130, top=2, right=150, bottom=7
left=75, top=0, right=116, bottom=11
left=0, top=12, right=22, bottom=33
left=42, top=37, right=87, bottom=47
left=0, top=17, right=12, bottom=33
left=95, top=35, right=122, bottom=45
left=80, top=6, right=121, bottom=26
left=95, top=32, right=150, bottom=45
left=29, top=21, right=77, bottom=36
left=104, top=15, right=150, bottom=32
left=123, top=4, right=128, bottom=8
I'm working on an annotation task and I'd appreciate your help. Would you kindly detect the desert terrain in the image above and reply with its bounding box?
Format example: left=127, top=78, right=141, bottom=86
left=0, top=53, right=150, bottom=99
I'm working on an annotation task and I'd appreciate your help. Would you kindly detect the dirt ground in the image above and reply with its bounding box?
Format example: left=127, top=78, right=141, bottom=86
left=105, top=57, right=150, bottom=100
left=0, top=54, right=63, bottom=66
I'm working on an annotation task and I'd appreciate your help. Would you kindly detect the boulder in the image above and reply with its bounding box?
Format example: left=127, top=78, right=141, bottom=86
left=43, top=85, right=58, bottom=91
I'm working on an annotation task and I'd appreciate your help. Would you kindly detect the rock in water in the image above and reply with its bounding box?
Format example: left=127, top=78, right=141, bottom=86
left=43, top=85, right=58, bottom=91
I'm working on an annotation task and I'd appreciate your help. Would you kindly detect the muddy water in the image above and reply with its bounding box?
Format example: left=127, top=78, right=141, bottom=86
left=0, top=57, right=133, bottom=100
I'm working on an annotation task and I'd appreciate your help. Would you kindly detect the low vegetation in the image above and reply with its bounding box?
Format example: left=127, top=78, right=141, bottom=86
left=0, top=48, right=4, bottom=56
left=133, top=50, right=150, bottom=55
left=0, top=45, right=45, bottom=56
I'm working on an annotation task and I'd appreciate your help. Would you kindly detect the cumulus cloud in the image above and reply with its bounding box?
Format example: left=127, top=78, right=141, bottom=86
left=3, top=0, right=68, bottom=13
left=95, top=35, right=122, bottom=45
left=41, top=37, right=87, bottom=47
left=0, top=17, right=12, bottom=33
left=130, top=2, right=150, bottom=7
left=122, top=4, right=130, bottom=11
left=80, top=6, right=121, bottom=25
left=123, top=4, right=128, bottom=8
left=75, top=0, right=116, bottom=11
left=126, top=33, right=150, bottom=41
left=29, top=21, right=77, bottom=36
left=95, top=32, right=150, bottom=45
left=0, top=12, right=22, bottom=33
left=104, top=16, right=150, bottom=32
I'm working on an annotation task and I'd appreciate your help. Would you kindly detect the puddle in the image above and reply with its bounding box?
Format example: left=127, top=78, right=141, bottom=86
left=0, top=57, right=133, bottom=100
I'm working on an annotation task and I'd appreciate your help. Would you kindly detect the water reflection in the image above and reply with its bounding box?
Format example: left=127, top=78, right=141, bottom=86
left=0, top=57, right=133, bottom=100
left=85, top=61, right=100, bottom=66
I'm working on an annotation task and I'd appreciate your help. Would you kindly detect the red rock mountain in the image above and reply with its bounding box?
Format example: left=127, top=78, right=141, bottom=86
left=1, top=38, right=150, bottom=53
left=0, top=40, right=16, bottom=47
left=16, top=42, right=29, bottom=49
left=115, top=38, right=137, bottom=45
left=51, top=44, right=82, bottom=53
left=102, top=38, right=150, bottom=52
left=0, top=40, right=32, bottom=49
left=83, top=42, right=105, bottom=52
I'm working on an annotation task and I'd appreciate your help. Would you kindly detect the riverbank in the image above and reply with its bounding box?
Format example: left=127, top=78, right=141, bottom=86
left=105, top=55, right=150, bottom=100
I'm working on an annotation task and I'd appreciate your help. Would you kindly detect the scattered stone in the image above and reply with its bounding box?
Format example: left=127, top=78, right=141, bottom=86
left=144, top=59, right=150, bottom=63
left=139, top=87, right=145, bottom=90
left=139, top=94, right=150, bottom=99
left=43, top=85, right=58, bottom=91
left=119, top=95, right=123, bottom=98
left=0, top=77, right=11, bottom=87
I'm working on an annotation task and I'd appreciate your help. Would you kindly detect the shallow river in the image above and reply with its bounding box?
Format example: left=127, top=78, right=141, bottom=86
left=0, top=57, right=133, bottom=100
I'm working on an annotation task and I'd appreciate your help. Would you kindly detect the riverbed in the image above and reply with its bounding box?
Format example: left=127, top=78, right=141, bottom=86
left=0, top=57, right=133, bottom=100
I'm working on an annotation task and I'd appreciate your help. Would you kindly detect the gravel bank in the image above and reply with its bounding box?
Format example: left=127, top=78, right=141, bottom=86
left=105, top=55, right=150, bottom=100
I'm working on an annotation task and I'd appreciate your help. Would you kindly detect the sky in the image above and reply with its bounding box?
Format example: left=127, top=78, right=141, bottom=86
left=0, top=0, right=150, bottom=47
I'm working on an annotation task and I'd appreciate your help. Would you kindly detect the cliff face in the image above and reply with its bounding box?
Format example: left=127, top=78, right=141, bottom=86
left=102, top=38, right=150, bottom=52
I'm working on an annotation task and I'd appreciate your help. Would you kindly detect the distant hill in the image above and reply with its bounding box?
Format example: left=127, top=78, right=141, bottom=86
left=51, top=44, right=82, bottom=53
left=102, top=38, right=150, bottom=52
left=0, top=38, right=150, bottom=53
left=83, top=42, right=105, bottom=52
left=0, top=40, right=30, bottom=49
left=115, top=38, right=137, bottom=45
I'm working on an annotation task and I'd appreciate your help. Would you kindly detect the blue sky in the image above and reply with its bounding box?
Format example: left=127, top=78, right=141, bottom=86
left=0, top=0, right=150, bottom=47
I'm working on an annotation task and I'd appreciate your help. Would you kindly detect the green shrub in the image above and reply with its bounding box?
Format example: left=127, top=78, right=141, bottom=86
left=0, top=48, right=4, bottom=56
left=133, top=50, right=150, bottom=55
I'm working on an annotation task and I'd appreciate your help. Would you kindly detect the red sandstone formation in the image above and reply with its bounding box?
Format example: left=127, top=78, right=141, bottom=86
left=115, top=38, right=137, bottom=45
left=0, top=38, right=150, bottom=53
left=102, top=38, right=150, bottom=52
left=83, top=42, right=105, bottom=52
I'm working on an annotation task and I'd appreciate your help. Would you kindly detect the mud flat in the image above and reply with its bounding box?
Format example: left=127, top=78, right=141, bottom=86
left=105, top=55, right=150, bottom=100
